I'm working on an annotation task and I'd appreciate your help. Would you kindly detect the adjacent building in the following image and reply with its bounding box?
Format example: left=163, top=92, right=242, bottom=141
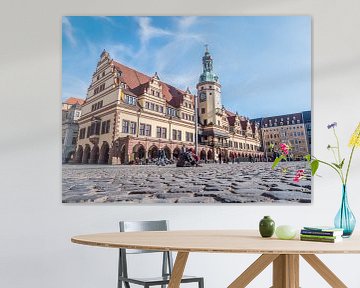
left=254, top=111, right=311, bottom=160
left=73, top=48, right=263, bottom=165
left=62, top=97, right=84, bottom=163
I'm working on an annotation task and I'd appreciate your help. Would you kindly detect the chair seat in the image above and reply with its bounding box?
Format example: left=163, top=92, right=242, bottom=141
left=119, top=274, right=203, bottom=286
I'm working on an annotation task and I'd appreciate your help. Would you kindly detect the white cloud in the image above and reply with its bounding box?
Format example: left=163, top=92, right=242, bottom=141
left=62, top=17, right=76, bottom=47
left=150, top=17, right=204, bottom=89
left=177, top=16, right=198, bottom=31
left=136, top=17, right=173, bottom=44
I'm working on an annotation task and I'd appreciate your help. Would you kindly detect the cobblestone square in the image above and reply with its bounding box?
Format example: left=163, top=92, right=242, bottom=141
left=62, top=162, right=311, bottom=204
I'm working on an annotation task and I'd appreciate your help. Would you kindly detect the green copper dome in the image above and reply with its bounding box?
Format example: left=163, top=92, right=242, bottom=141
left=199, top=46, right=219, bottom=83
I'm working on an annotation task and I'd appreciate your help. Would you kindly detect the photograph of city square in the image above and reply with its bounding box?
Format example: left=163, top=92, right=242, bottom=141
left=62, top=16, right=312, bottom=204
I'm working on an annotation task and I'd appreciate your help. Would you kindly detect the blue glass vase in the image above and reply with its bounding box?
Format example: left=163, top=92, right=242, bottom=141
left=334, top=185, right=356, bottom=237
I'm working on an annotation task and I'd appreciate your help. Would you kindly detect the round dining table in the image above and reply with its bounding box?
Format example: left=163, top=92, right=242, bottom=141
left=71, top=230, right=360, bottom=288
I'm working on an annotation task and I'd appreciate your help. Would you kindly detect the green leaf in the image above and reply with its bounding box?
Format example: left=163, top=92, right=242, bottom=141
left=332, top=162, right=341, bottom=169
left=311, top=160, right=319, bottom=176
left=339, top=158, right=345, bottom=169
left=304, top=154, right=311, bottom=162
left=272, top=155, right=285, bottom=170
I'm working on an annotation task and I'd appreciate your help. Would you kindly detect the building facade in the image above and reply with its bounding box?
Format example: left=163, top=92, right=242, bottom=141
left=73, top=49, right=263, bottom=165
left=255, top=111, right=311, bottom=160
left=62, top=97, right=84, bottom=163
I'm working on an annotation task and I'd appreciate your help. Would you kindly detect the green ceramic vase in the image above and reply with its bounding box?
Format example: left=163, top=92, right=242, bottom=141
left=259, top=216, right=275, bottom=238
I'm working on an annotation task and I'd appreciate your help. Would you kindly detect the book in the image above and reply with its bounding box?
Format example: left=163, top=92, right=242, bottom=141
left=301, top=229, right=343, bottom=237
left=300, top=236, right=343, bottom=243
left=300, top=234, right=341, bottom=240
left=303, top=226, right=344, bottom=232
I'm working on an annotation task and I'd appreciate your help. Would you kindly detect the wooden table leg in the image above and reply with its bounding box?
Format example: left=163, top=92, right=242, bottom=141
left=272, top=254, right=299, bottom=288
left=301, top=254, right=347, bottom=288
left=168, top=252, right=189, bottom=288
left=228, top=254, right=279, bottom=288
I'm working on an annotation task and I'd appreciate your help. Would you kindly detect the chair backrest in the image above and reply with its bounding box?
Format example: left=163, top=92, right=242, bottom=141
left=118, top=220, right=173, bottom=282
left=119, top=220, right=168, bottom=254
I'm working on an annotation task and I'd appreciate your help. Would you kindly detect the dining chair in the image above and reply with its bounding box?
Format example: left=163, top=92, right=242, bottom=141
left=118, top=220, right=204, bottom=288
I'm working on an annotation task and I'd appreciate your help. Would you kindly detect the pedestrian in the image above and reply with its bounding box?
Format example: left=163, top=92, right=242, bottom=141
left=218, top=152, right=222, bottom=164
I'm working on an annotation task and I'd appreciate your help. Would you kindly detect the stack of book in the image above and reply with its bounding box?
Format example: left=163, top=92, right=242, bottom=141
left=300, top=226, right=344, bottom=243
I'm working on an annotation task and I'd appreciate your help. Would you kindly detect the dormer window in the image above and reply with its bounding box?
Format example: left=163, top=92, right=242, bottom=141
left=124, top=95, right=136, bottom=105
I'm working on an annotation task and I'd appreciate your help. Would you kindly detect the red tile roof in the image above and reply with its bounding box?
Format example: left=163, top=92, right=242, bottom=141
left=113, top=61, right=192, bottom=108
left=64, top=97, right=85, bottom=105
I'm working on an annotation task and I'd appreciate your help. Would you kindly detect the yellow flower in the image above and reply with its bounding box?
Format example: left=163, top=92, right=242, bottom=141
left=349, top=122, right=360, bottom=147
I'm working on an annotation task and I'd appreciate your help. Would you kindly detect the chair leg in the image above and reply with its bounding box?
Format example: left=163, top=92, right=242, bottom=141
left=199, top=278, right=204, bottom=288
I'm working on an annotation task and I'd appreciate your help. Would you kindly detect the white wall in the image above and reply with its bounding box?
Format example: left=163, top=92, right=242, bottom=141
left=1, top=0, right=360, bottom=287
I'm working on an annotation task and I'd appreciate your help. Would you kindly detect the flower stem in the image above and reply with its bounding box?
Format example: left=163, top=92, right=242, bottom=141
left=345, top=130, right=360, bottom=185
left=314, top=157, right=344, bottom=183
left=333, top=128, right=345, bottom=180
left=333, top=128, right=342, bottom=162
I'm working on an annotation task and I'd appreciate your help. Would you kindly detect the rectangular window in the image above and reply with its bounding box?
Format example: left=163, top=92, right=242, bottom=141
left=150, top=103, right=155, bottom=110
left=139, top=123, right=145, bottom=136
left=105, top=120, right=110, bottom=133
left=101, top=121, right=106, bottom=134
left=156, top=126, right=161, bottom=138
left=177, top=130, right=182, bottom=141
left=172, top=129, right=177, bottom=140
left=122, top=120, right=129, bottom=133
left=201, top=108, right=206, bottom=114
left=86, top=126, right=91, bottom=138
left=159, top=106, right=163, bottom=113
left=203, top=119, right=207, bottom=125
left=125, top=95, right=136, bottom=105
left=145, top=124, right=151, bottom=136
left=186, top=132, right=194, bottom=142
left=79, top=128, right=85, bottom=139
left=130, top=122, right=136, bottom=134
left=95, top=121, right=101, bottom=135
left=90, top=122, right=97, bottom=136
left=145, top=102, right=150, bottom=109
left=161, top=127, right=167, bottom=139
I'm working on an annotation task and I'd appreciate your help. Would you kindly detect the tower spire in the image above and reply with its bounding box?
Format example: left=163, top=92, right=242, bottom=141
left=198, top=45, right=219, bottom=83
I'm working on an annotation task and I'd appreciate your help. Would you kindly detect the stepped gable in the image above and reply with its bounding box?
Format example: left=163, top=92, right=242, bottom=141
left=225, top=109, right=236, bottom=126
left=240, top=119, right=249, bottom=130
left=112, top=60, right=192, bottom=108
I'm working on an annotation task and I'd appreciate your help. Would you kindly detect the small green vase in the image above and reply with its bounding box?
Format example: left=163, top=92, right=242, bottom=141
left=259, top=216, right=275, bottom=238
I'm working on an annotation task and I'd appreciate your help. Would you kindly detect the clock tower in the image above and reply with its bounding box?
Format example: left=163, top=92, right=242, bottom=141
left=196, top=46, right=222, bottom=127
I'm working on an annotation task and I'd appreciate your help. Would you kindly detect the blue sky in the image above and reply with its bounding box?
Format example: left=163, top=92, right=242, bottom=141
left=62, top=16, right=311, bottom=119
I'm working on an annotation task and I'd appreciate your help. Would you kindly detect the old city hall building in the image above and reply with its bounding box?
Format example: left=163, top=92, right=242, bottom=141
left=74, top=48, right=263, bottom=164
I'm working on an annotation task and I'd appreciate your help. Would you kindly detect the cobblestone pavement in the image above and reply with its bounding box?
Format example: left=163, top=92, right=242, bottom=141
left=62, top=162, right=311, bottom=204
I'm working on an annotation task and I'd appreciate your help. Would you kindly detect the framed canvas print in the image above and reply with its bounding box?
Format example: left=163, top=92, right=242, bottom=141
left=62, top=16, right=312, bottom=204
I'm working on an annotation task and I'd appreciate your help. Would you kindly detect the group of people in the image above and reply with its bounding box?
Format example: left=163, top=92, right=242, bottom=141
left=144, top=146, right=260, bottom=167
left=176, top=147, right=201, bottom=167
